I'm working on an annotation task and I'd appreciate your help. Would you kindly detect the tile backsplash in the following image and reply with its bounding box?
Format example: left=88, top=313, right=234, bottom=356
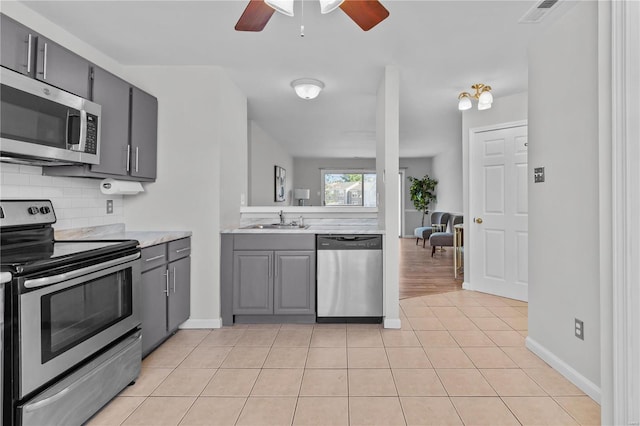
left=0, top=163, right=124, bottom=230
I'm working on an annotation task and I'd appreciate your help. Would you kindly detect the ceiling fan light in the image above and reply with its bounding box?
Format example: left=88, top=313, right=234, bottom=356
left=265, top=0, right=294, bottom=16
left=319, top=0, right=345, bottom=14
left=458, top=94, right=472, bottom=111
left=291, top=78, right=325, bottom=100
left=478, top=101, right=492, bottom=111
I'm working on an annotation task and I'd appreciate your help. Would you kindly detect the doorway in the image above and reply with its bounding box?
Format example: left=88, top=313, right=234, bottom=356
left=468, top=122, right=528, bottom=301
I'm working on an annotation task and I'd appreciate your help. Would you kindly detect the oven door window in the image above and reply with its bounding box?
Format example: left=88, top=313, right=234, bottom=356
left=40, top=269, right=133, bottom=363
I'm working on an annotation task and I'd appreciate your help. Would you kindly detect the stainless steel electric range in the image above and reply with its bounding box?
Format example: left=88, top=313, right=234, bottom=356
left=1, top=199, right=142, bottom=426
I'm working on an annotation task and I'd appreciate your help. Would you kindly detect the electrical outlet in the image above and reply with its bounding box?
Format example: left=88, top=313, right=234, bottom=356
left=534, top=167, right=545, bottom=183
left=575, top=318, right=584, bottom=340
left=106, top=200, right=113, bottom=214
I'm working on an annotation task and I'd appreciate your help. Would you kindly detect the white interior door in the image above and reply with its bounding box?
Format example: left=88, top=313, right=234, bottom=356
left=469, top=124, right=528, bottom=301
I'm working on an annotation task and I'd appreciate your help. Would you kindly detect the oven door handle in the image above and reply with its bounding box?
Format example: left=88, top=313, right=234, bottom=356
left=23, top=252, right=141, bottom=289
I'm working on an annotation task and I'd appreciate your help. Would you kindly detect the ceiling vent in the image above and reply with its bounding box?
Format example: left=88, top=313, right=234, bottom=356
left=519, top=0, right=560, bottom=23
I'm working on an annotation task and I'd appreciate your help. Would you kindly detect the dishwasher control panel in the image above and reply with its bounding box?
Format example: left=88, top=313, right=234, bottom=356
left=316, top=235, right=382, bottom=250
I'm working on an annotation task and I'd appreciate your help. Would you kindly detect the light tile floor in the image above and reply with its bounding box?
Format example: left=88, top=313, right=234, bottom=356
left=87, top=290, right=601, bottom=426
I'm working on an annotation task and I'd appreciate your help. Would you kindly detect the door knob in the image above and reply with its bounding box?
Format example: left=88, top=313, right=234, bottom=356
left=474, top=217, right=483, bottom=224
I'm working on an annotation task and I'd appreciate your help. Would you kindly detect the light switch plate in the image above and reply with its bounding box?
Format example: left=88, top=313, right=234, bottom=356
left=106, top=200, right=113, bottom=214
left=534, top=167, right=545, bottom=183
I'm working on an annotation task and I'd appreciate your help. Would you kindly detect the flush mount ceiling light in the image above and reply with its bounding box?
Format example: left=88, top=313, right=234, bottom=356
left=291, top=78, right=325, bottom=100
left=457, top=83, right=494, bottom=111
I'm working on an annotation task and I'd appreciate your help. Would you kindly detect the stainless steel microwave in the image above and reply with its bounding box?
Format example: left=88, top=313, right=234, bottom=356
left=0, top=67, right=101, bottom=165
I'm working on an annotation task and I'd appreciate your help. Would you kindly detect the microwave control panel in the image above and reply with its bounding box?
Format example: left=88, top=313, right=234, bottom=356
left=85, top=114, right=98, bottom=154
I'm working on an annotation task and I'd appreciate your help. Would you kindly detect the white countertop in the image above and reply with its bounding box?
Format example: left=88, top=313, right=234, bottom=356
left=92, top=231, right=192, bottom=248
left=222, top=225, right=384, bottom=235
left=55, top=225, right=192, bottom=248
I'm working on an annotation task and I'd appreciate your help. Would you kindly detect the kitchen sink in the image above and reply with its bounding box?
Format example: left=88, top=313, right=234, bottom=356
left=243, top=223, right=309, bottom=229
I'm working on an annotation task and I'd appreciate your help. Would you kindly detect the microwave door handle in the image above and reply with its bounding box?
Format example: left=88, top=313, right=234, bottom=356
left=65, top=110, right=70, bottom=148
left=77, top=110, right=87, bottom=152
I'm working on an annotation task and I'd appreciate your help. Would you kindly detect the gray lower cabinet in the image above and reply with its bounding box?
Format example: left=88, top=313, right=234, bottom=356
left=140, top=237, right=191, bottom=356
left=233, top=251, right=273, bottom=315
left=223, top=234, right=315, bottom=324
left=168, top=256, right=191, bottom=332
left=274, top=251, right=315, bottom=315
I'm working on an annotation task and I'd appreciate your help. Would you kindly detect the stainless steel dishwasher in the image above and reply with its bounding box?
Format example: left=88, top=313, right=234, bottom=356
left=316, top=235, right=383, bottom=321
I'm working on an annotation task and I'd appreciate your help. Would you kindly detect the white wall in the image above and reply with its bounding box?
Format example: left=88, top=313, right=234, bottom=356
left=123, top=66, right=246, bottom=327
left=432, top=141, right=462, bottom=214
left=527, top=0, right=600, bottom=396
left=377, top=66, right=400, bottom=328
left=248, top=121, right=293, bottom=206
left=220, top=79, right=248, bottom=229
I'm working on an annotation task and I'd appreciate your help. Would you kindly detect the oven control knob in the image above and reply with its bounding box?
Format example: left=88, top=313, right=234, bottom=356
left=40, top=206, right=51, bottom=214
left=28, top=206, right=40, bottom=215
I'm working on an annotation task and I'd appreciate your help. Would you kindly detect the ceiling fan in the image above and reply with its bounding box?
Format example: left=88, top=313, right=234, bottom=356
left=235, top=0, right=390, bottom=32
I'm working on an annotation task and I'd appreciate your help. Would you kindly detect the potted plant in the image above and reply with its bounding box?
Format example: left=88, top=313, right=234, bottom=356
left=408, top=174, right=438, bottom=226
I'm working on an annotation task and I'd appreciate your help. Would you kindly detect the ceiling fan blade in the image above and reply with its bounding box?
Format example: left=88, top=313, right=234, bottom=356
left=235, top=0, right=276, bottom=32
left=339, top=0, right=389, bottom=31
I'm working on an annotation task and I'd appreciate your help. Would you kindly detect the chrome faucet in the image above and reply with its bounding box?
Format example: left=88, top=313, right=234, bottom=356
left=279, top=210, right=285, bottom=225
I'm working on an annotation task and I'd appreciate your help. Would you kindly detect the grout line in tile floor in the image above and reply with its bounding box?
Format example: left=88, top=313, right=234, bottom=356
left=86, top=289, right=600, bottom=426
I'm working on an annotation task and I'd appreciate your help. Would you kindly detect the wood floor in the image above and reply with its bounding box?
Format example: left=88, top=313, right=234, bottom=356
left=399, top=237, right=462, bottom=299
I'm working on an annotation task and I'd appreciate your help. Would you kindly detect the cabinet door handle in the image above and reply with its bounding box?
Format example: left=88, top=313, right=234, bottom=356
left=175, top=247, right=190, bottom=254
left=26, top=34, right=33, bottom=73
left=145, top=254, right=165, bottom=262
left=164, top=270, right=169, bottom=296
left=135, top=147, right=139, bottom=172
left=42, top=42, right=48, bottom=80
left=126, top=145, right=131, bottom=172
left=172, top=267, right=176, bottom=293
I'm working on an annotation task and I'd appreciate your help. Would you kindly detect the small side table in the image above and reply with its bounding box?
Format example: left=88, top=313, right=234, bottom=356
left=454, top=224, right=464, bottom=279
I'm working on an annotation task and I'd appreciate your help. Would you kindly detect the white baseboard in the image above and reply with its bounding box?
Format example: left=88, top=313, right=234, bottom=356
left=525, top=336, right=601, bottom=403
left=462, top=281, right=473, bottom=290
left=384, top=318, right=402, bottom=329
left=179, top=318, right=222, bottom=329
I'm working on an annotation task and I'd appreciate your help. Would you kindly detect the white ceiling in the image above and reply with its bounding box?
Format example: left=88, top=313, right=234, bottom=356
left=20, top=0, right=571, bottom=158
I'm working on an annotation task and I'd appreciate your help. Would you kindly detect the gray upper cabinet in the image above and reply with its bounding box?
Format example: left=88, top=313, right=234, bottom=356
left=0, top=14, right=35, bottom=76
left=44, top=69, right=159, bottom=182
left=35, top=35, right=91, bottom=99
left=130, top=87, right=158, bottom=180
left=233, top=251, right=273, bottom=315
left=168, top=256, right=191, bottom=331
left=274, top=251, right=315, bottom=315
left=90, top=67, right=130, bottom=175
